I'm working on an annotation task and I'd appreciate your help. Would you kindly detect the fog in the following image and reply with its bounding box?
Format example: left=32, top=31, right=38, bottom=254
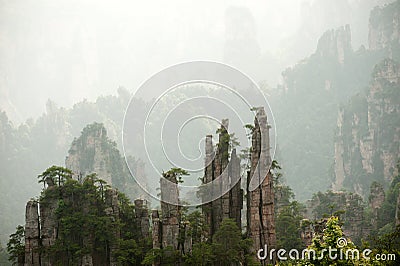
left=0, top=0, right=389, bottom=123
left=1, top=1, right=399, bottom=259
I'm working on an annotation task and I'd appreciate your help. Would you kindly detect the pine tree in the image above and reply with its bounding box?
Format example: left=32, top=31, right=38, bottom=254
left=7, top=225, right=25, bottom=265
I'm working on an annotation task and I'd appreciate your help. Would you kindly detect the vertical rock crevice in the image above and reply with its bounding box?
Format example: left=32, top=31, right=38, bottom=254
left=201, top=119, right=243, bottom=239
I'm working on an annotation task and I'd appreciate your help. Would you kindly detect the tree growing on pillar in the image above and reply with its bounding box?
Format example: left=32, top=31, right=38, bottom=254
left=7, top=225, right=25, bottom=265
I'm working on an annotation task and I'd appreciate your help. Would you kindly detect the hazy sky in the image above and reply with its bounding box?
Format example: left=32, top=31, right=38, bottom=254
left=0, top=0, right=389, bottom=123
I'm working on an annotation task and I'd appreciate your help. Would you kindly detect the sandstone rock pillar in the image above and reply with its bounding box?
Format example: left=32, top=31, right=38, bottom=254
left=105, top=189, right=120, bottom=266
left=160, top=171, right=180, bottom=249
left=247, top=107, right=276, bottom=265
left=24, top=200, right=40, bottom=266
left=135, top=199, right=150, bottom=239
left=40, top=193, right=58, bottom=266
left=202, top=135, right=214, bottom=239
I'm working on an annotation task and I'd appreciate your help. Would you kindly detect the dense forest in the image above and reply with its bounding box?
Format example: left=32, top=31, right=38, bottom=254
left=1, top=0, right=400, bottom=265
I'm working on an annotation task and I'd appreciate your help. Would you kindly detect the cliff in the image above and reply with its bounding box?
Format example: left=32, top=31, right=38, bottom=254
left=270, top=0, right=400, bottom=202
left=316, top=24, right=352, bottom=65
left=333, top=58, right=400, bottom=196
left=0, top=89, right=131, bottom=246
left=23, top=176, right=151, bottom=266
left=369, top=0, right=400, bottom=53
left=273, top=23, right=388, bottom=201
left=17, top=122, right=153, bottom=265
left=65, top=122, right=145, bottom=199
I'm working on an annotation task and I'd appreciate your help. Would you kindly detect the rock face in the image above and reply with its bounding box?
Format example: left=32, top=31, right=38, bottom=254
left=201, top=119, right=243, bottom=239
left=304, top=190, right=366, bottom=244
left=300, top=220, right=313, bottom=247
left=22, top=123, right=151, bottom=266
left=277, top=21, right=379, bottom=201
left=24, top=201, right=40, bottom=266
left=160, top=171, right=180, bottom=250
left=202, top=135, right=214, bottom=239
left=105, top=189, right=120, bottom=266
left=316, top=24, right=352, bottom=65
left=396, top=189, right=400, bottom=226
left=66, top=123, right=112, bottom=183
left=333, top=0, right=400, bottom=196
left=150, top=168, right=194, bottom=262
left=246, top=108, right=276, bottom=264
left=23, top=187, right=149, bottom=266
left=229, top=149, right=243, bottom=229
left=333, top=58, right=400, bottom=196
left=134, top=199, right=150, bottom=239
left=151, top=210, right=162, bottom=249
left=39, top=189, right=59, bottom=266
left=369, top=182, right=386, bottom=230
left=369, top=0, right=400, bottom=52
left=65, top=122, right=143, bottom=199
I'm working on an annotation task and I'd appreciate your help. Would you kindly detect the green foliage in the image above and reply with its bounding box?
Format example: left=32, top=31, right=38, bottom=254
left=44, top=176, right=116, bottom=264
left=142, top=247, right=181, bottom=266
left=33, top=167, right=151, bottom=265
left=0, top=89, right=143, bottom=248
left=0, top=242, right=10, bottom=266
left=271, top=159, right=283, bottom=184
left=186, top=211, right=207, bottom=245
left=6, top=225, right=24, bottom=265
left=38, top=165, right=73, bottom=188
left=272, top=160, right=306, bottom=252
left=71, top=122, right=131, bottom=191
left=244, top=124, right=255, bottom=131
left=376, top=165, right=400, bottom=230
left=369, top=225, right=400, bottom=265
left=338, top=58, right=400, bottom=194
left=303, top=216, right=364, bottom=265
left=270, top=29, right=396, bottom=201
left=184, top=242, right=214, bottom=265
left=142, top=248, right=163, bottom=265
left=229, top=133, right=240, bottom=149
left=163, top=167, right=189, bottom=184
left=115, top=190, right=153, bottom=264
left=216, top=125, right=231, bottom=160
left=244, top=124, right=255, bottom=142
left=276, top=201, right=305, bottom=251
left=212, top=219, right=242, bottom=264
left=114, top=239, right=142, bottom=265
left=212, top=218, right=253, bottom=266
left=311, top=191, right=346, bottom=219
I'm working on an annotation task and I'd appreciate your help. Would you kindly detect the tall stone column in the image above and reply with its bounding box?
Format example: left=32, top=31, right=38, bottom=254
left=134, top=199, right=150, bottom=239
left=105, top=189, right=120, bottom=266
left=24, top=200, right=40, bottom=266
left=160, top=171, right=180, bottom=249
left=229, top=148, right=242, bottom=229
left=369, top=182, right=385, bottom=230
left=202, top=120, right=243, bottom=239
left=40, top=192, right=59, bottom=266
left=151, top=210, right=162, bottom=249
left=247, top=107, right=276, bottom=265
left=212, top=119, right=230, bottom=234
left=202, top=135, right=214, bottom=239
